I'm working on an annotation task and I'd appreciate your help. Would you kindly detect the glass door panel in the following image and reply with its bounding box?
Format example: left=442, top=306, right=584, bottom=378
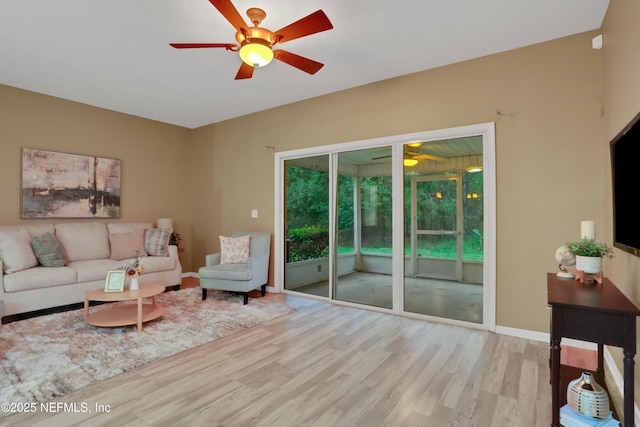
left=402, top=138, right=484, bottom=324
left=283, top=156, right=330, bottom=297
left=334, top=148, right=392, bottom=309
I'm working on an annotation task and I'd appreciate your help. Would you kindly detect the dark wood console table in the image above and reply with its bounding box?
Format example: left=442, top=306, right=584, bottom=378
left=547, top=273, right=640, bottom=427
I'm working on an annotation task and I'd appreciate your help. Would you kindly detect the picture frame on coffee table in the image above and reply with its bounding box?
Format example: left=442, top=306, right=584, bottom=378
left=104, top=270, right=126, bottom=292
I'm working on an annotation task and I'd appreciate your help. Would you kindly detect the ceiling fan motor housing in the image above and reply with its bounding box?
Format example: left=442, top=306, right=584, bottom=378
left=235, top=26, right=275, bottom=46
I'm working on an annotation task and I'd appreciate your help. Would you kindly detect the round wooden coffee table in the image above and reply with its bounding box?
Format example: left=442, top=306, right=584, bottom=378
left=84, top=283, right=165, bottom=332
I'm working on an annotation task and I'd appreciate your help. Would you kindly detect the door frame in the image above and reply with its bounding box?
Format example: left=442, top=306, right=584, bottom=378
left=274, top=122, right=496, bottom=331
left=410, top=173, right=463, bottom=281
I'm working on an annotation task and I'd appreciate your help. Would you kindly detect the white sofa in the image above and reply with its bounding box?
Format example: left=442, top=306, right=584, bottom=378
left=0, top=222, right=182, bottom=319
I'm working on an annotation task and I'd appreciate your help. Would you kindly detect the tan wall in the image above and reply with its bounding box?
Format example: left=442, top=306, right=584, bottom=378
left=0, top=84, right=194, bottom=271
left=1, top=30, right=609, bottom=333
left=191, top=31, right=604, bottom=334
left=601, top=0, right=640, bottom=410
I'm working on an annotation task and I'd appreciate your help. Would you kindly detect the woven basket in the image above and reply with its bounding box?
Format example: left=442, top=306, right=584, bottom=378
left=567, top=372, right=610, bottom=419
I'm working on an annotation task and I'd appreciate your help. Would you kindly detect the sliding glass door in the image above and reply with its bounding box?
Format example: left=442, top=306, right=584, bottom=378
left=276, top=124, right=495, bottom=330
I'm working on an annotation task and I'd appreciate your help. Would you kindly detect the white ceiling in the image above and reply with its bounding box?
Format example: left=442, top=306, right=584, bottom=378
left=0, top=0, right=609, bottom=129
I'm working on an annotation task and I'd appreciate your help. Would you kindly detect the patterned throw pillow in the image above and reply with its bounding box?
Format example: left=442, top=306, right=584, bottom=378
left=144, top=228, right=171, bottom=257
left=31, top=232, right=67, bottom=267
left=219, top=235, right=251, bottom=264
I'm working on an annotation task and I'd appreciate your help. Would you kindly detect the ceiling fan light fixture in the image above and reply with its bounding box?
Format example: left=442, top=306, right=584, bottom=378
left=404, top=158, right=418, bottom=167
left=239, top=39, right=274, bottom=67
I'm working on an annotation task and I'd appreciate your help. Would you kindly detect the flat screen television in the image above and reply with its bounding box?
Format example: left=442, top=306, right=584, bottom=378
left=610, top=111, right=640, bottom=256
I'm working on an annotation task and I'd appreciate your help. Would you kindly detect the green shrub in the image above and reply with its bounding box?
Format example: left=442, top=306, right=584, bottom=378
left=287, top=225, right=329, bottom=262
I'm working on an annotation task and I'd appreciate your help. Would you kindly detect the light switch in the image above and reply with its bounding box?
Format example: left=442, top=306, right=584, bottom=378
left=251, top=209, right=258, bottom=218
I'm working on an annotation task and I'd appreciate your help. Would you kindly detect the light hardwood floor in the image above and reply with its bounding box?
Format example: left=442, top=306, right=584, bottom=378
left=1, top=278, right=593, bottom=427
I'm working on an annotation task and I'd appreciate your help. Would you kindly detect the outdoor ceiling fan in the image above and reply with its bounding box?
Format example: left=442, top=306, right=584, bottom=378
left=169, top=0, right=333, bottom=80
left=371, top=144, right=446, bottom=166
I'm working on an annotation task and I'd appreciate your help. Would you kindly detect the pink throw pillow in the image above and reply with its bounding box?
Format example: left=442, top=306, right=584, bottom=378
left=109, top=231, right=147, bottom=261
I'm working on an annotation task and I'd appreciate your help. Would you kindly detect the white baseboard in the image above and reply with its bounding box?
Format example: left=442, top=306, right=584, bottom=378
left=495, top=325, right=549, bottom=343
left=496, top=325, right=639, bottom=423
left=494, top=325, right=598, bottom=350
left=181, top=272, right=199, bottom=278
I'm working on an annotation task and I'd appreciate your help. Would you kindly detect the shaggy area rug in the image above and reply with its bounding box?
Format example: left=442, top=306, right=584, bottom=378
left=0, top=287, right=294, bottom=411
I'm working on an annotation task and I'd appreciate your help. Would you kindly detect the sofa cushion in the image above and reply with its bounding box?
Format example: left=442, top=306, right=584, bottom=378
left=55, top=223, right=110, bottom=262
left=0, top=224, right=55, bottom=239
left=0, top=229, right=39, bottom=274
left=109, top=231, right=147, bottom=261
left=124, top=254, right=175, bottom=274
left=3, top=266, right=77, bottom=292
left=66, top=259, right=124, bottom=283
left=144, top=228, right=171, bottom=256
left=107, top=222, right=153, bottom=234
left=31, top=232, right=67, bottom=267
left=220, top=235, right=251, bottom=264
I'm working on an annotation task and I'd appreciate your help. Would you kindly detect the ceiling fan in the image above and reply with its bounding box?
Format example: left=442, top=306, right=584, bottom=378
left=169, top=0, right=333, bottom=80
left=371, top=144, right=446, bottom=166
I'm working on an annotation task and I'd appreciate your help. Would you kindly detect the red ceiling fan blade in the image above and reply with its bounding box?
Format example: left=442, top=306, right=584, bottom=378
left=170, top=43, right=236, bottom=49
left=273, top=49, right=324, bottom=75
left=235, top=62, right=254, bottom=80
left=273, top=10, right=333, bottom=44
left=209, top=0, right=248, bottom=32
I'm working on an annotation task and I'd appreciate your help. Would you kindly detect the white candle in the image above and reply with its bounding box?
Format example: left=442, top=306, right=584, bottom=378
left=581, top=220, right=595, bottom=240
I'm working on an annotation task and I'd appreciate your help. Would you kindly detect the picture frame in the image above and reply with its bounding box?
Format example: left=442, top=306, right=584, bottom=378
left=104, top=270, right=126, bottom=292
left=21, top=148, right=121, bottom=218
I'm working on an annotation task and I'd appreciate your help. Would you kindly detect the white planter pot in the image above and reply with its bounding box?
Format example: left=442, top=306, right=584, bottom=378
left=575, top=256, right=602, bottom=274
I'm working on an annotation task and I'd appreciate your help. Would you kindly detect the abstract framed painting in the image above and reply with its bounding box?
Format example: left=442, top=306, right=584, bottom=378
left=21, top=148, right=121, bottom=218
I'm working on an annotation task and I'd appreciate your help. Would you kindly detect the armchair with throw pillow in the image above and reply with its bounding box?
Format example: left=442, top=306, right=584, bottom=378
left=198, top=232, right=271, bottom=304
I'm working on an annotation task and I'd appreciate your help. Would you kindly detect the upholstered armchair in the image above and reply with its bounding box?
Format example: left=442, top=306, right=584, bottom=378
left=198, top=232, right=271, bottom=304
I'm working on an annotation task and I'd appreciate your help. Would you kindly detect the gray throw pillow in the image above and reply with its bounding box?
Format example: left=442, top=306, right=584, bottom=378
left=144, top=228, right=171, bottom=256
left=31, top=232, right=67, bottom=267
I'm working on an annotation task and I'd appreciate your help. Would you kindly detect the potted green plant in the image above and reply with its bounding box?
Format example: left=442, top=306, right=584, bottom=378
left=566, top=237, right=614, bottom=274
left=169, top=232, right=181, bottom=248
